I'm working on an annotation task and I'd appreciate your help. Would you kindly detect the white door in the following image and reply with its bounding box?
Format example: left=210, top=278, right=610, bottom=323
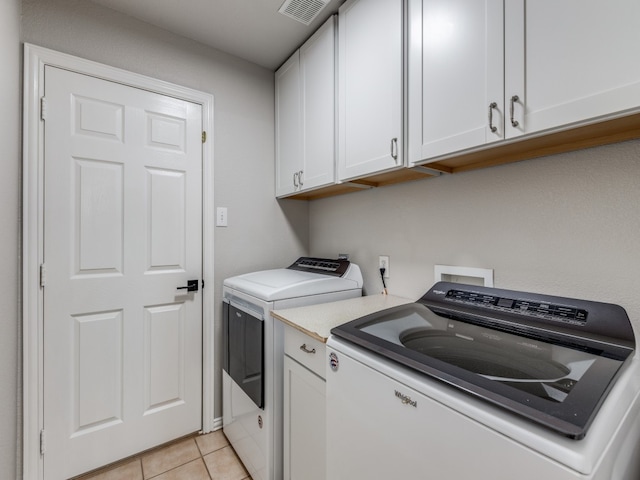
left=275, top=52, right=302, bottom=197
left=338, top=0, right=404, bottom=181
left=408, top=0, right=504, bottom=164
left=504, top=0, right=640, bottom=138
left=283, top=356, right=326, bottom=480
left=299, top=15, right=336, bottom=192
left=43, top=66, right=203, bottom=479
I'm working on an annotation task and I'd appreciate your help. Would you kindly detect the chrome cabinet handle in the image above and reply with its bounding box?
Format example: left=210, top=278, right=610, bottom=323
left=510, top=95, right=520, bottom=127
left=299, top=344, right=316, bottom=354
left=390, top=138, right=398, bottom=161
left=488, top=102, right=498, bottom=133
left=298, top=170, right=303, bottom=187
left=293, top=171, right=299, bottom=188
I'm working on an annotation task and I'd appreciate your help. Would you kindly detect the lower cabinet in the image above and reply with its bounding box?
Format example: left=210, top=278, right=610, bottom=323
left=283, top=327, right=326, bottom=480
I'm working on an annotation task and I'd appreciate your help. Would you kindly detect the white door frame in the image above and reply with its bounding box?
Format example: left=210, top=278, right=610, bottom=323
left=22, top=43, right=216, bottom=480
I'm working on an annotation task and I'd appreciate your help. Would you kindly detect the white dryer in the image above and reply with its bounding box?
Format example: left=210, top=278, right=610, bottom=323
left=222, top=257, right=362, bottom=480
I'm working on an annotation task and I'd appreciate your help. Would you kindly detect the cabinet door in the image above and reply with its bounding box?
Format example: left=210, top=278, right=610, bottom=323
left=505, top=0, right=640, bottom=138
left=300, top=16, right=336, bottom=191
left=284, top=356, right=326, bottom=480
left=338, top=0, right=404, bottom=181
left=408, top=0, right=504, bottom=164
left=275, top=52, right=301, bottom=197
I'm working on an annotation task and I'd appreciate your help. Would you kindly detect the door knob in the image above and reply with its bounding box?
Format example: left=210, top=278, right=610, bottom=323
left=177, top=280, right=199, bottom=292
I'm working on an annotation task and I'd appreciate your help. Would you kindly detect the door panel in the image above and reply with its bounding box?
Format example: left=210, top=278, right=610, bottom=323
left=275, top=53, right=301, bottom=197
left=505, top=0, right=640, bottom=137
left=74, top=158, right=124, bottom=274
left=43, top=65, right=203, bottom=479
left=300, top=16, right=336, bottom=191
left=144, top=303, right=187, bottom=412
left=73, top=95, right=124, bottom=141
left=408, top=0, right=505, bottom=163
left=338, top=0, right=403, bottom=180
left=147, top=168, right=186, bottom=270
left=73, top=310, right=124, bottom=434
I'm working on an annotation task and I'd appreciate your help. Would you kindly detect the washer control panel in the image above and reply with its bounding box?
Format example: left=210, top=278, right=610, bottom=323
left=445, top=289, right=588, bottom=324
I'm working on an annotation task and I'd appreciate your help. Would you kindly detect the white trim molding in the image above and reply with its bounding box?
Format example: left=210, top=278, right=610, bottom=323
left=22, top=43, right=216, bottom=480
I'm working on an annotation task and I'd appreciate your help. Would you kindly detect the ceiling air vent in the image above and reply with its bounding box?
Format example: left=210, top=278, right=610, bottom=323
left=278, top=0, right=330, bottom=25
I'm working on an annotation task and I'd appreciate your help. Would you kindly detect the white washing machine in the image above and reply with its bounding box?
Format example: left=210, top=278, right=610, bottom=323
left=222, top=257, right=363, bottom=480
left=327, top=282, right=640, bottom=479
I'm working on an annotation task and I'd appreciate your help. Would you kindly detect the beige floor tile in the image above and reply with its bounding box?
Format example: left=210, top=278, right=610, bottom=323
left=195, top=431, right=229, bottom=456
left=141, top=439, right=201, bottom=479
left=203, top=446, right=248, bottom=480
left=151, top=458, right=211, bottom=480
left=82, top=459, right=143, bottom=480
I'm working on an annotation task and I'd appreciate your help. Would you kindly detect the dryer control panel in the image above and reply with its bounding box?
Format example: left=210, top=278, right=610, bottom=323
left=288, top=257, right=351, bottom=277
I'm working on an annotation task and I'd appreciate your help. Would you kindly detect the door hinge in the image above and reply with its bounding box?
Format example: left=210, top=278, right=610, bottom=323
left=40, top=429, right=46, bottom=455
left=40, top=97, right=47, bottom=121
left=202, top=131, right=207, bottom=143
left=39, top=264, right=46, bottom=288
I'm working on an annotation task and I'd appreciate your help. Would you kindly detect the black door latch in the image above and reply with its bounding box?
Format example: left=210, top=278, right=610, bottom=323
left=177, top=279, right=199, bottom=292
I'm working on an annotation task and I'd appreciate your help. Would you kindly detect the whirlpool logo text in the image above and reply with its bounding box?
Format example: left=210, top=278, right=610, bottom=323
left=395, top=390, right=417, bottom=408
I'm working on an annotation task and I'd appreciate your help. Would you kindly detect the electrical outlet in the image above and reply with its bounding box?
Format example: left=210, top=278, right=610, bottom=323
left=379, top=255, right=390, bottom=278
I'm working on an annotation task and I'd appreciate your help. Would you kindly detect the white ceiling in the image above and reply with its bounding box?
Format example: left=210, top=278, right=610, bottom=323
left=90, top=0, right=345, bottom=70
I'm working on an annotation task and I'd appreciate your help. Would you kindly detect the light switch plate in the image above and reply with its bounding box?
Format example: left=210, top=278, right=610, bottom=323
left=216, top=207, right=228, bottom=227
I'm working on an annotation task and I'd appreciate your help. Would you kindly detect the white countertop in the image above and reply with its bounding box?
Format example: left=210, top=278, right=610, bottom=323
left=271, top=294, right=413, bottom=343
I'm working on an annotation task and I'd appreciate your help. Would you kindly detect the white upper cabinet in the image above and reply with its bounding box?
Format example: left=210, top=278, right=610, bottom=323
left=505, top=0, right=640, bottom=138
left=300, top=17, right=337, bottom=192
left=275, top=53, right=302, bottom=197
left=409, top=0, right=640, bottom=166
left=408, top=0, right=504, bottom=164
left=338, top=0, right=404, bottom=181
left=276, top=16, right=337, bottom=198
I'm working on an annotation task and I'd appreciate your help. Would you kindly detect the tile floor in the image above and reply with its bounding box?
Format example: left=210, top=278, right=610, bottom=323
left=74, top=431, right=250, bottom=480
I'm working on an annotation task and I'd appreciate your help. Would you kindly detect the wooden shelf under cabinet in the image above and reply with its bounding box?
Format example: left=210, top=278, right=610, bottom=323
left=431, top=111, right=640, bottom=173
left=282, top=112, right=640, bottom=201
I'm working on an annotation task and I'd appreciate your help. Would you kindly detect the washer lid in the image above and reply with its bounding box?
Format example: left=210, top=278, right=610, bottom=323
left=224, top=267, right=361, bottom=301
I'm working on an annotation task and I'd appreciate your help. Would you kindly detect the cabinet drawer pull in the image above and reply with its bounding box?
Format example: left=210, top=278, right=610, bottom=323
left=390, top=137, right=398, bottom=161
left=299, top=344, right=316, bottom=354
left=293, top=171, right=299, bottom=188
left=488, top=102, right=498, bottom=133
left=298, top=170, right=303, bottom=186
left=510, top=95, right=520, bottom=128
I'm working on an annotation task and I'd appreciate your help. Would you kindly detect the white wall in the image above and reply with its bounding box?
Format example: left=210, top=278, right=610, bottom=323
left=21, top=0, right=309, bottom=424
left=0, top=0, right=22, bottom=477
left=310, top=140, right=640, bottom=335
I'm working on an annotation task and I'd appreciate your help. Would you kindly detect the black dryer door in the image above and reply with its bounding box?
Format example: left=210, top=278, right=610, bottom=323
left=223, top=301, right=264, bottom=408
